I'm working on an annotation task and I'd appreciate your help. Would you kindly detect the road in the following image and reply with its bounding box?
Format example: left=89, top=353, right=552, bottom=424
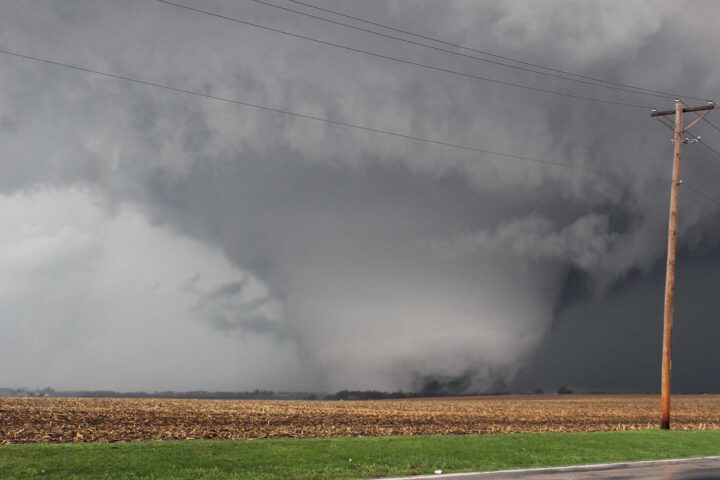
left=383, top=457, right=720, bottom=480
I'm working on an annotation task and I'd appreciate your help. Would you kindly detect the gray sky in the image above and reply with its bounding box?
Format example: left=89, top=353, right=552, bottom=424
left=1, top=0, right=719, bottom=393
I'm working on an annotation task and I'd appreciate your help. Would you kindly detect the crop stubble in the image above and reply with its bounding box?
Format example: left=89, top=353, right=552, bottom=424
left=2, top=395, right=720, bottom=444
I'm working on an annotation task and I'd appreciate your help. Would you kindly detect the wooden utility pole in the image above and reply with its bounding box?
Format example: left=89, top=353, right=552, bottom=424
left=651, top=101, right=714, bottom=429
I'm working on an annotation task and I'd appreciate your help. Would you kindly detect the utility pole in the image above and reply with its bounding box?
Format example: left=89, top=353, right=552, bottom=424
left=651, top=100, right=714, bottom=429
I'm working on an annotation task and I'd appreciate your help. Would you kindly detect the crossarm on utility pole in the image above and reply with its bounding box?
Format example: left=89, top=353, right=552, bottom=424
left=651, top=104, right=714, bottom=117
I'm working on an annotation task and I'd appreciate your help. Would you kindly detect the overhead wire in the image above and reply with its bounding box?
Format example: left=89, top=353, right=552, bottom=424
left=655, top=116, right=720, bottom=161
left=699, top=139, right=720, bottom=159
left=288, top=0, right=713, bottom=103
left=655, top=116, right=682, bottom=134
left=248, top=0, right=680, bottom=102
left=155, top=0, right=651, bottom=109
left=686, top=111, right=720, bottom=159
left=0, top=47, right=669, bottom=184
left=156, top=0, right=718, bottom=200
left=698, top=114, right=720, bottom=134
left=685, top=182, right=720, bottom=207
left=654, top=119, right=720, bottom=207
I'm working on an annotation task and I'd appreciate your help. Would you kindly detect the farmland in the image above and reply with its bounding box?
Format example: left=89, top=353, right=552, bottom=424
left=3, top=394, right=720, bottom=444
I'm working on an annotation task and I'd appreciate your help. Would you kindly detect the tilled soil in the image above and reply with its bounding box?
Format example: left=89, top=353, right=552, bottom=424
left=2, top=395, right=720, bottom=444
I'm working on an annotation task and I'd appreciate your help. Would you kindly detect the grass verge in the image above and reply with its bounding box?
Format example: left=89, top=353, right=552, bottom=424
left=2, top=430, right=720, bottom=479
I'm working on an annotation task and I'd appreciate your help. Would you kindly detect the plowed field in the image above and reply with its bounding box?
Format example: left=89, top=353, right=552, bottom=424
left=2, top=395, right=720, bottom=444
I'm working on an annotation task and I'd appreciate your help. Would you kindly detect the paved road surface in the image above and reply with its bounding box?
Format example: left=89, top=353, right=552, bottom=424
left=384, top=456, right=720, bottom=479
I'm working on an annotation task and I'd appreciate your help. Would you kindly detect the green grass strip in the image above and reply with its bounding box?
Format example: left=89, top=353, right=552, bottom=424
left=2, top=430, right=720, bottom=479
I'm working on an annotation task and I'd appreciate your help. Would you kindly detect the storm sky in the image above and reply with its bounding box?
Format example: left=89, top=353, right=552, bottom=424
left=1, top=0, right=719, bottom=393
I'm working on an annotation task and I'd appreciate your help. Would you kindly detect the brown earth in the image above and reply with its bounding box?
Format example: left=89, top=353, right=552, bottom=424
left=2, top=395, right=720, bottom=444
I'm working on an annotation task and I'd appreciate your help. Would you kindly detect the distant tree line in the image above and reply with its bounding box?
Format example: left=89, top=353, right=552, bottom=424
left=0, top=387, right=317, bottom=400
left=5, top=385, right=667, bottom=401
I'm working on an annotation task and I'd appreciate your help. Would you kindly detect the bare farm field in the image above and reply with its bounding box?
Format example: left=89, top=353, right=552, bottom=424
left=2, top=395, right=720, bottom=444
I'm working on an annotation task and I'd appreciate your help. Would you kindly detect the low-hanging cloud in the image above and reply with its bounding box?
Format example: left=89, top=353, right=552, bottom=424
left=1, top=0, right=719, bottom=393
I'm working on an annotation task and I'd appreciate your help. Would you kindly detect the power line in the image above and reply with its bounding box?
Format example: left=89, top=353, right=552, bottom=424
left=288, top=0, right=713, bottom=103
left=699, top=139, right=720, bottom=159
left=155, top=0, right=651, bottom=109
left=0, top=47, right=668, bottom=183
left=656, top=116, right=686, bottom=135
left=701, top=116, right=720, bottom=134
left=656, top=116, right=720, bottom=161
left=656, top=116, right=674, bottom=131
left=683, top=111, right=720, bottom=158
left=685, top=182, right=720, bottom=207
left=249, top=0, right=680, bottom=102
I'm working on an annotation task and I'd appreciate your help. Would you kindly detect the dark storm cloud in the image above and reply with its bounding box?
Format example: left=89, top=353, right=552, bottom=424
left=511, top=248, right=720, bottom=394
left=0, top=0, right=719, bottom=391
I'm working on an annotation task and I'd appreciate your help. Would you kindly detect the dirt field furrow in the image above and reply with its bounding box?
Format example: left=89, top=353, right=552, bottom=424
left=2, top=395, right=720, bottom=444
